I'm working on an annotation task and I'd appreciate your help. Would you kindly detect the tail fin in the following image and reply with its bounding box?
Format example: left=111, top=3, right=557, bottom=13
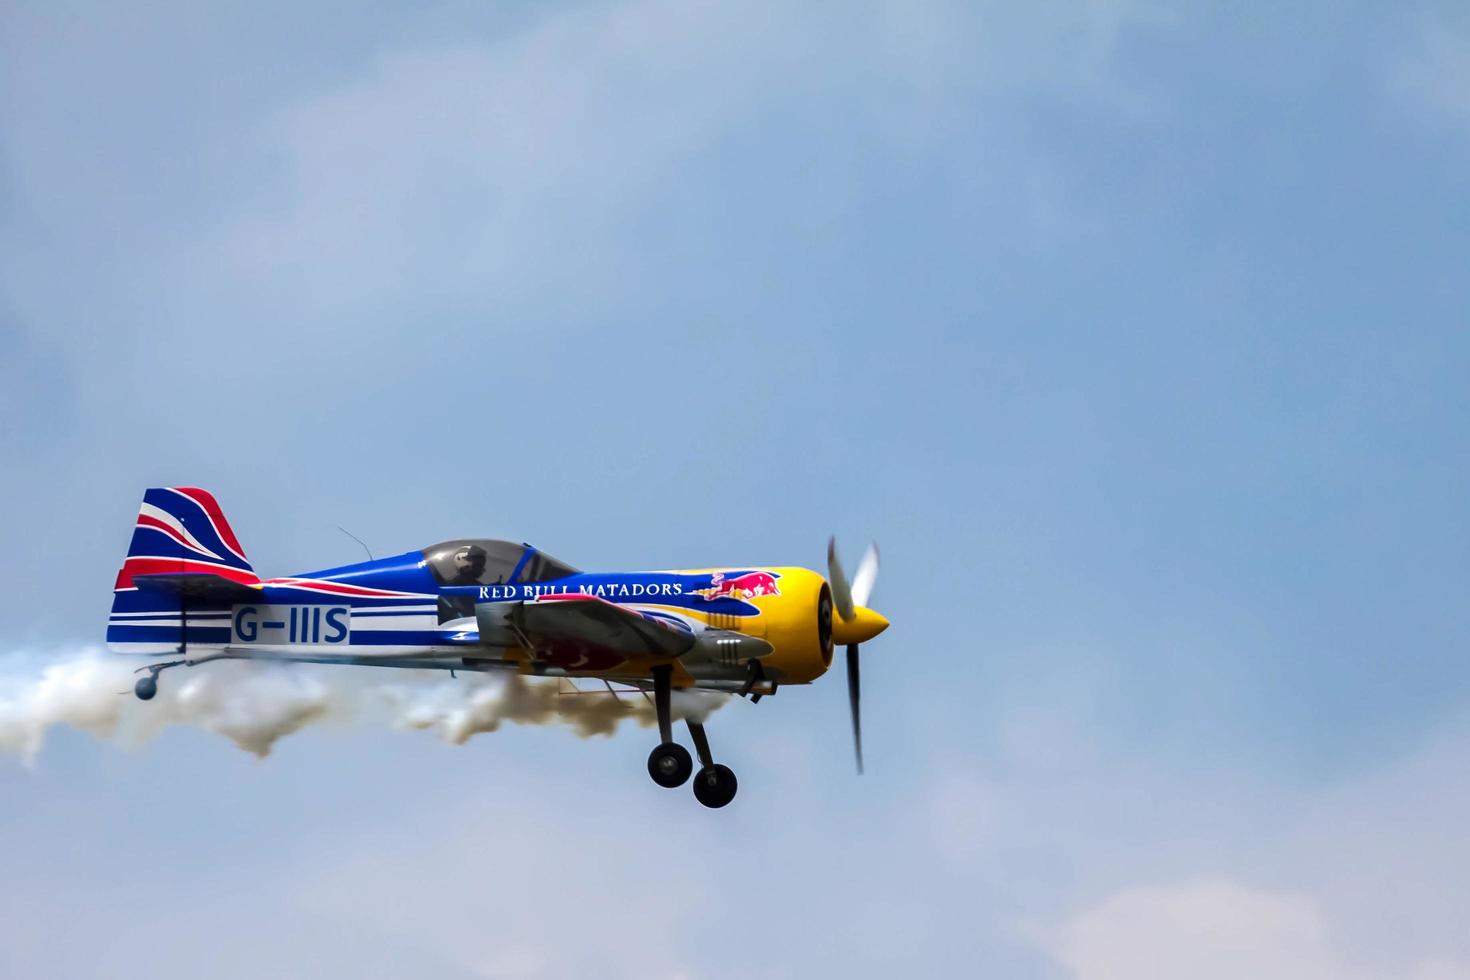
left=108, top=488, right=258, bottom=653
left=115, top=487, right=256, bottom=586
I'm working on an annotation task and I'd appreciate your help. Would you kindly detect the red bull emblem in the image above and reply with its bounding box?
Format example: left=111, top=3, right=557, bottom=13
left=701, top=570, right=781, bottom=601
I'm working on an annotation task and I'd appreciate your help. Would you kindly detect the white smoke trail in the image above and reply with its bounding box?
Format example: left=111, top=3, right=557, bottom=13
left=0, top=647, right=725, bottom=765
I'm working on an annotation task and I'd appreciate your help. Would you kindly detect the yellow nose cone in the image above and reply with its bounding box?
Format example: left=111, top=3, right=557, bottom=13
left=832, top=606, right=890, bottom=645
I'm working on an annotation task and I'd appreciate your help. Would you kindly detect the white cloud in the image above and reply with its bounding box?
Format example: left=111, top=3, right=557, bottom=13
left=1038, top=878, right=1346, bottom=980
left=987, top=710, right=1470, bottom=980
left=0, top=0, right=1178, bottom=618
left=1035, top=878, right=1470, bottom=980
left=2, top=0, right=1169, bottom=350
left=207, top=1, right=788, bottom=325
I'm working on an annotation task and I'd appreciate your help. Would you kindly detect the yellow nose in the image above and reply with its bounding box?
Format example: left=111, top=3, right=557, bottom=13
left=832, top=606, right=890, bottom=645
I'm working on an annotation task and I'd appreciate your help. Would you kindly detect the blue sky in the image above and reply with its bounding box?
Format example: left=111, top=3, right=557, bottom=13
left=2, top=2, right=1468, bottom=977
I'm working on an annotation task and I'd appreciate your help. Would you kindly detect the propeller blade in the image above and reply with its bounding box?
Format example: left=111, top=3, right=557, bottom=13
left=846, top=643, right=863, bottom=774
left=828, top=536, right=855, bottom=621
left=851, top=543, right=880, bottom=609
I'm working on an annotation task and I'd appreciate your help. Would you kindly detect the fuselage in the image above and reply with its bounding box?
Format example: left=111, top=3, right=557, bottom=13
left=108, top=543, right=870, bottom=689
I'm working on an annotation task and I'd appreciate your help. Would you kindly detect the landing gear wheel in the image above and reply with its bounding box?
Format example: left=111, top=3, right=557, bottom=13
left=647, top=742, right=693, bottom=788
left=692, top=764, right=738, bottom=808
left=134, top=675, right=158, bottom=701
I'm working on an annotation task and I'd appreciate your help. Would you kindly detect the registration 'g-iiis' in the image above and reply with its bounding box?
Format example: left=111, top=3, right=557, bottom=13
left=107, top=488, right=889, bottom=808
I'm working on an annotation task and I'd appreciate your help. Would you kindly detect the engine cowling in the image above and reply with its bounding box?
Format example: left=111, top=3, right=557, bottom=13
left=736, top=566, right=833, bottom=685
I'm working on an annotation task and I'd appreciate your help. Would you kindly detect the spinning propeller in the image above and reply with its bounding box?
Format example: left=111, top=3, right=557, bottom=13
left=828, top=537, right=886, bottom=774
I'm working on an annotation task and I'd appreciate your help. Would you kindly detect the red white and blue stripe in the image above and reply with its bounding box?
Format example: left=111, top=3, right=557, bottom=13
left=114, top=487, right=258, bottom=590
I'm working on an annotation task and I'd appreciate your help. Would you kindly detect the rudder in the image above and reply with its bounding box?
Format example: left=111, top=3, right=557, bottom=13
left=108, top=487, right=258, bottom=653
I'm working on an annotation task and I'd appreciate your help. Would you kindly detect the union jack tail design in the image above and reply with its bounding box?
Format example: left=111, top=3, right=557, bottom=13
left=107, top=488, right=261, bottom=652
left=114, top=487, right=257, bottom=589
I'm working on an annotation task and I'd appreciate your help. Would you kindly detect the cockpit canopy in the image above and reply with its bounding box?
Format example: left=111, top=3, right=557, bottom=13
left=422, top=539, right=579, bottom=587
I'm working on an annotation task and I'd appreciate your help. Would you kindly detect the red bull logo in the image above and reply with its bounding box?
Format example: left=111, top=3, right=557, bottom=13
left=699, top=570, right=782, bottom=601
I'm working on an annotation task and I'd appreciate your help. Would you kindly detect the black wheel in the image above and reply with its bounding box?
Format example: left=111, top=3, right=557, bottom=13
left=134, top=675, right=158, bottom=701
left=692, top=764, right=738, bottom=808
left=647, top=742, right=693, bottom=788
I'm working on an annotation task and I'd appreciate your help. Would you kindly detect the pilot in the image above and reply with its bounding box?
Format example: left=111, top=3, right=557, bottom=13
left=446, top=544, right=488, bottom=585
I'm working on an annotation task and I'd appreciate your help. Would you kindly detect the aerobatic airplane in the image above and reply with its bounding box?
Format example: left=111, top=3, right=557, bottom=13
left=107, top=488, right=888, bottom=807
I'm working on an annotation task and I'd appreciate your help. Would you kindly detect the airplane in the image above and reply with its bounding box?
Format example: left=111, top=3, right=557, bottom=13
left=107, top=487, right=889, bottom=808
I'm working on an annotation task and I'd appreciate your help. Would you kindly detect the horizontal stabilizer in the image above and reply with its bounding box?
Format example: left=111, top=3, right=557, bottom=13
left=133, top=572, right=263, bottom=604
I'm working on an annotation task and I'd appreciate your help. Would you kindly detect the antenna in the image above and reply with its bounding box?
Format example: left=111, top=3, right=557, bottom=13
left=336, top=525, right=374, bottom=562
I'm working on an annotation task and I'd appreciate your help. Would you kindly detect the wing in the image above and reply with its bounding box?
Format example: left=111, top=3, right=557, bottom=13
left=479, top=594, right=695, bottom=671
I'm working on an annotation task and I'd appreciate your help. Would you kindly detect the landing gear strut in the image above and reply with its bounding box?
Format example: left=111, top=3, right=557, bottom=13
left=688, top=720, right=737, bottom=809
left=647, top=665, right=692, bottom=787
left=645, top=665, right=738, bottom=807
